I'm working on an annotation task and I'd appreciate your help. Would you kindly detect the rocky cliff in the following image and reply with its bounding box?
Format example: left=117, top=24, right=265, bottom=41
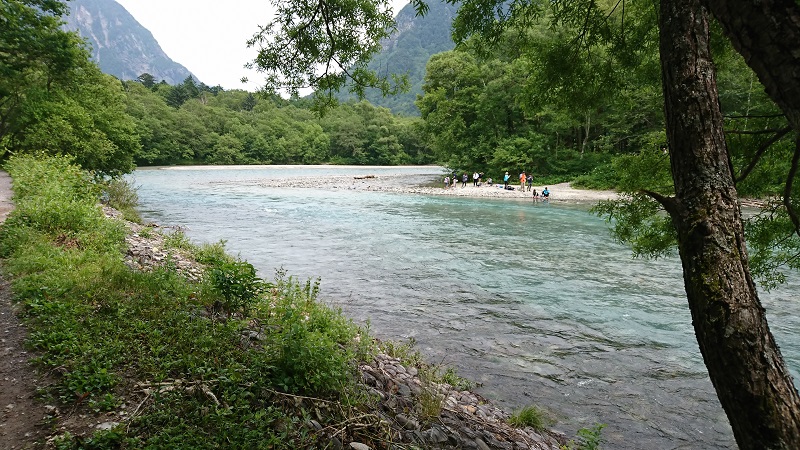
left=62, top=0, right=195, bottom=85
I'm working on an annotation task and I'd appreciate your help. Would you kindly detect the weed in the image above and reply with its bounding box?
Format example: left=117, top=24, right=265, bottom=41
left=509, top=405, right=554, bottom=431
left=379, top=337, right=424, bottom=368
left=417, top=386, right=444, bottom=422
left=102, top=177, right=141, bottom=223
left=207, top=259, right=264, bottom=316
left=192, top=240, right=231, bottom=266
left=561, top=423, right=606, bottom=450
left=438, top=366, right=474, bottom=391
left=418, top=363, right=474, bottom=392
left=163, top=229, right=193, bottom=250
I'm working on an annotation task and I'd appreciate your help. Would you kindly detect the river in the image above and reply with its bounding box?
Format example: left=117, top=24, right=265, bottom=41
left=130, top=165, right=800, bottom=449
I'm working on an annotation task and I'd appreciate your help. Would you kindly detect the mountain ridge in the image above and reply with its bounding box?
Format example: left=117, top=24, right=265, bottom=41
left=62, top=0, right=196, bottom=85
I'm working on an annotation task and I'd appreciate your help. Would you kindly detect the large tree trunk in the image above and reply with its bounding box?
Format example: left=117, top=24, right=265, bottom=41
left=658, top=0, right=800, bottom=448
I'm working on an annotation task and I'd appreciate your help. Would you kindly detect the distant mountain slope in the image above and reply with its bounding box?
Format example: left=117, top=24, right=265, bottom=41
left=62, top=0, right=195, bottom=85
left=338, top=0, right=457, bottom=116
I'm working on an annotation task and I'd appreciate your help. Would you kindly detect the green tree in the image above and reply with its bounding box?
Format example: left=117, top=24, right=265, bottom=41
left=1, top=0, right=138, bottom=176
left=0, top=0, right=81, bottom=149
left=248, top=0, right=411, bottom=111
left=137, top=72, right=157, bottom=89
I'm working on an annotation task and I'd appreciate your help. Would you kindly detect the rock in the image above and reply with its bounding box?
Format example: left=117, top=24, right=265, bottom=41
left=424, top=425, right=449, bottom=443
left=329, top=437, right=343, bottom=450
left=361, top=371, right=378, bottom=387
left=96, top=421, right=119, bottom=430
left=395, top=414, right=419, bottom=430
left=475, top=437, right=491, bottom=450
left=396, top=383, right=412, bottom=398
left=349, top=443, right=371, bottom=450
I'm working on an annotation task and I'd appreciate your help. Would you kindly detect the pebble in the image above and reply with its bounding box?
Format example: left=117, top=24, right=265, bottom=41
left=96, top=421, right=119, bottom=430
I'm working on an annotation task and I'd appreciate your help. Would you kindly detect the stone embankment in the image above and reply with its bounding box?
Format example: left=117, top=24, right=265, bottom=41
left=103, top=206, right=566, bottom=449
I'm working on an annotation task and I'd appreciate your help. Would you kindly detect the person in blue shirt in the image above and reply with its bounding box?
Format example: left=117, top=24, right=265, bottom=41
left=542, top=187, right=550, bottom=198
left=503, top=171, right=510, bottom=189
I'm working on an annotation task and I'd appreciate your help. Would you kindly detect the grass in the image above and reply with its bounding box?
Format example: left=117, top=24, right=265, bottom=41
left=509, top=405, right=553, bottom=431
left=0, top=155, right=381, bottom=448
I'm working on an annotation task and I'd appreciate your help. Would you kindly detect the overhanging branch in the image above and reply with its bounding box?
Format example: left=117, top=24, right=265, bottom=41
left=783, top=135, right=800, bottom=239
left=735, top=126, right=792, bottom=184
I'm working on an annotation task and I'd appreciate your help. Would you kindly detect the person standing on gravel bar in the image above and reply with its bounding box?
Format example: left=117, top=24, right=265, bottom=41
left=462, top=173, right=468, bottom=187
left=472, top=172, right=479, bottom=186
left=526, top=175, right=533, bottom=192
left=519, top=172, right=527, bottom=191
left=503, top=172, right=510, bottom=189
left=444, top=176, right=450, bottom=189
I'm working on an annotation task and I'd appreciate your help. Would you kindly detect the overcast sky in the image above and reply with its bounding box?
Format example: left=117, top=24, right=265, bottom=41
left=115, top=0, right=409, bottom=92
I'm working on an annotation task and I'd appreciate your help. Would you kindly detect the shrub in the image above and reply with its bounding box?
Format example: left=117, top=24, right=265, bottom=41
left=207, top=259, right=264, bottom=315
left=562, top=423, right=606, bottom=450
left=102, top=177, right=141, bottom=223
left=260, top=273, right=367, bottom=397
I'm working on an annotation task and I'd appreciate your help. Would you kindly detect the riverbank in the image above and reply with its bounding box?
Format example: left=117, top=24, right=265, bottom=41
left=248, top=173, right=621, bottom=204
left=0, top=159, right=576, bottom=449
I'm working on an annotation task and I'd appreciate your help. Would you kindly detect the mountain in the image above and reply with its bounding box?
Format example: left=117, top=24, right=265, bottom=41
left=338, top=0, right=458, bottom=116
left=62, top=0, right=195, bottom=85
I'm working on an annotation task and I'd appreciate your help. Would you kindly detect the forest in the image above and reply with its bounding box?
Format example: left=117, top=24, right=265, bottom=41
left=122, top=78, right=433, bottom=167
left=2, top=0, right=792, bottom=199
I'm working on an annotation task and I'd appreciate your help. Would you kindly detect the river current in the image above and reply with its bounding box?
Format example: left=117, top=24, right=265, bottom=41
left=131, top=165, right=800, bottom=449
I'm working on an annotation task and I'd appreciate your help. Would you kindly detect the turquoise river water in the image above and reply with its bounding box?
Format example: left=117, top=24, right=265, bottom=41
left=131, top=165, right=800, bottom=449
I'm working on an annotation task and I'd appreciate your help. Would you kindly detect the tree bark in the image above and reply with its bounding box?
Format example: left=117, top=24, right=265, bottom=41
left=658, top=0, right=800, bottom=448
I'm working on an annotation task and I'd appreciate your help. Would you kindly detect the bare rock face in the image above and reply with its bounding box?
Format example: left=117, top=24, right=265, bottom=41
left=62, top=0, right=196, bottom=85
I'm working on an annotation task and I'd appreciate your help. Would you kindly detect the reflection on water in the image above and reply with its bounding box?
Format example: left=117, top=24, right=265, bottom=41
left=131, top=166, right=800, bottom=450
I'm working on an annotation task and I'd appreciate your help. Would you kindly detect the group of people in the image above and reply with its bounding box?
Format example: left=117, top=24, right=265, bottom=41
left=443, top=170, right=550, bottom=199
left=443, top=172, right=485, bottom=189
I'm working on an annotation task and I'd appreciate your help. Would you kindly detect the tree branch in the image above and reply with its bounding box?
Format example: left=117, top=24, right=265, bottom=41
left=642, top=189, right=679, bottom=216
left=783, top=135, right=800, bottom=239
left=726, top=128, right=790, bottom=135
left=735, top=126, right=792, bottom=183
left=725, top=113, right=786, bottom=119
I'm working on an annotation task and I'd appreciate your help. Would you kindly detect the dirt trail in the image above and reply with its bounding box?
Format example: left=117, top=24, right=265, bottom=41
left=0, top=171, right=50, bottom=449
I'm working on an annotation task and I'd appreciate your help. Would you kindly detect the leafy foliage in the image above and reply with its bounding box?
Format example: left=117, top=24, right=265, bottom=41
left=123, top=80, right=432, bottom=166
left=248, top=0, right=406, bottom=112
left=207, top=259, right=265, bottom=316
left=561, top=423, right=606, bottom=450
left=1, top=1, right=138, bottom=176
